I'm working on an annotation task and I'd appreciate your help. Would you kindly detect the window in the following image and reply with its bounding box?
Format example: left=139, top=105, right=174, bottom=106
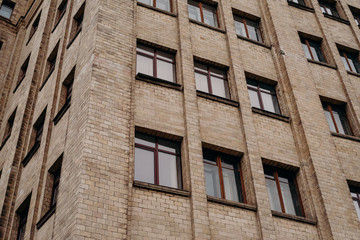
left=234, top=15, right=262, bottom=43
left=339, top=50, right=360, bottom=73
left=136, top=44, right=176, bottom=83
left=28, top=12, right=41, bottom=42
left=203, top=149, right=245, bottom=203
left=29, top=109, right=46, bottom=151
left=15, top=55, right=31, bottom=90
left=138, top=0, right=172, bottom=12
left=195, top=62, right=229, bottom=99
left=60, top=69, right=74, bottom=109
left=319, top=1, right=339, bottom=17
left=264, top=166, right=303, bottom=216
left=354, top=13, right=360, bottom=27
left=0, top=0, right=15, bottom=19
left=301, top=37, right=326, bottom=63
left=15, top=195, right=31, bottom=240
left=323, top=102, right=352, bottom=135
left=247, top=79, right=281, bottom=114
left=0, top=40, right=3, bottom=50
left=69, top=2, right=85, bottom=44
left=134, top=132, right=182, bottom=189
left=188, top=0, right=218, bottom=28
left=1, top=108, right=16, bottom=146
left=44, top=42, right=59, bottom=82
left=288, top=0, right=306, bottom=6
left=54, top=0, right=67, bottom=28
left=349, top=186, right=360, bottom=221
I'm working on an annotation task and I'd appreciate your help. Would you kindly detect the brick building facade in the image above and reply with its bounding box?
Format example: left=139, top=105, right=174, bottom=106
left=0, top=0, right=360, bottom=239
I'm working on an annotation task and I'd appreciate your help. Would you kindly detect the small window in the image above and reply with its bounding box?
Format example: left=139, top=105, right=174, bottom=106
left=319, top=1, right=339, bottom=18
left=138, top=0, right=172, bottom=12
left=1, top=108, right=16, bottom=146
left=134, top=132, right=182, bottom=189
left=322, top=102, right=352, bottom=135
left=188, top=0, right=218, bottom=28
left=0, top=41, right=3, bottom=50
left=288, top=0, right=306, bottom=6
left=54, top=0, right=67, bottom=28
left=354, top=13, right=360, bottom=27
left=15, top=54, right=31, bottom=91
left=264, top=166, right=303, bottom=216
left=339, top=49, right=360, bottom=73
left=15, top=195, right=31, bottom=240
left=234, top=15, right=262, bottom=43
left=349, top=186, right=360, bottom=221
left=194, top=62, right=229, bottom=99
left=29, top=109, right=46, bottom=151
left=136, top=44, right=176, bottom=83
left=301, top=37, right=326, bottom=63
left=69, top=2, right=85, bottom=44
left=247, top=79, right=281, bottom=114
left=0, top=0, right=15, bottom=19
left=203, top=149, right=246, bottom=203
left=28, top=12, right=41, bottom=42
left=44, top=42, right=59, bottom=82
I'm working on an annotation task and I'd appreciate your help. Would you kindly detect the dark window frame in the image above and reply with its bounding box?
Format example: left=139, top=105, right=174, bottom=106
left=350, top=185, right=360, bottom=221
left=138, top=0, right=173, bottom=12
left=339, top=50, right=360, bottom=73
left=53, top=0, right=68, bottom=30
left=14, top=54, right=31, bottom=92
left=1, top=107, right=16, bottom=147
left=28, top=11, right=41, bottom=43
left=234, top=15, right=263, bottom=43
left=301, top=37, right=327, bottom=63
left=319, top=0, right=339, bottom=18
left=68, top=2, right=85, bottom=47
left=15, top=195, right=31, bottom=240
left=288, top=0, right=307, bottom=6
left=188, top=0, right=219, bottom=28
left=322, top=102, right=353, bottom=135
left=0, top=0, right=15, bottom=19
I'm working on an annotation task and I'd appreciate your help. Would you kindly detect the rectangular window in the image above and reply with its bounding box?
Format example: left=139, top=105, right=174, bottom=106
left=323, top=102, right=352, bottom=135
left=54, top=0, right=67, bottom=28
left=0, top=0, right=15, bottom=19
left=0, top=40, right=3, bottom=50
left=134, top=132, right=182, bottom=189
left=203, top=149, right=245, bottom=203
left=28, top=12, right=41, bottom=42
left=264, top=166, right=303, bottom=216
left=349, top=186, right=360, bottom=221
left=29, top=109, right=46, bottom=151
left=319, top=1, right=339, bottom=18
left=15, top=55, right=31, bottom=90
left=69, top=2, right=85, bottom=44
left=301, top=37, right=326, bottom=63
left=1, top=108, right=16, bottom=146
left=288, top=0, right=306, bottom=6
left=15, top=195, right=31, bottom=240
left=44, top=42, right=59, bottom=83
left=194, top=62, right=229, bottom=99
left=247, top=79, right=281, bottom=114
left=234, top=15, right=263, bottom=43
left=138, top=0, right=172, bottom=12
left=355, top=14, right=360, bottom=27
left=339, top=50, right=360, bottom=73
left=188, top=0, right=218, bottom=28
left=136, top=44, right=176, bottom=83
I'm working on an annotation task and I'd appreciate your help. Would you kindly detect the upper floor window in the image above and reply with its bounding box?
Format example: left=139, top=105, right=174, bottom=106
left=188, top=0, right=218, bottom=28
left=203, top=149, right=246, bottom=203
left=288, top=0, right=306, bottom=6
left=264, top=166, right=303, bottom=216
left=1, top=108, right=16, bottom=147
left=28, top=12, right=41, bottom=42
left=247, top=79, right=281, bottom=114
left=0, top=0, right=15, bottom=19
left=15, top=54, right=31, bottom=91
left=136, top=44, right=176, bottom=83
left=339, top=49, right=360, bottom=73
left=234, top=15, right=262, bottom=43
left=44, top=42, right=59, bottom=83
left=138, top=0, right=172, bottom=12
left=54, top=0, right=67, bottom=29
left=134, top=132, right=182, bottom=189
left=69, top=2, right=85, bottom=45
left=354, top=13, right=360, bottom=27
left=322, top=102, right=352, bottom=135
left=15, top=195, right=31, bottom=240
left=301, top=37, right=326, bottom=63
left=319, top=1, right=339, bottom=18
left=195, top=62, right=229, bottom=99
left=349, top=186, right=360, bottom=221
left=0, top=40, right=3, bottom=50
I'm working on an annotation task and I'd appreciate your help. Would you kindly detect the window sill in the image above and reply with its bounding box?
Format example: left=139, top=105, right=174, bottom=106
left=252, top=107, right=290, bottom=122
left=347, top=70, right=360, bottom=78
left=39, top=68, right=55, bottom=91
left=137, top=2, right=176, bottom=17
left=307, top=59, right=337, bottom=69
left=272, top=211, right=317, bottom=225
left=36, top=204, right=56, bottom=229
left=197, top=91, right=239, bottom=107
left=133, top=180, right=190, bottom=197
left=52, top=12, right=66, bottom=33
left=331, top=132, right=360, bottom=142
left=189, top=19, right=225, bottom=33
left=13, top=76, right=25, bottom=93
left=53, top=102, right=71, bottom=125
left=0, top=15, right=12, bottom=24
left=287, top=1, right=315, bottom=13
left=66, top=27, right=82, bottom=49
left=237, top=35, right=271, bottom=49
left=0, top=134, right=11, bottom=151
left=136, top=73, right=182, bottom=91
left=22, top=141, right=41, bottom=167
left=323, top=13, right=350, bottom=25
left=207, top=196, right=257, bottom=211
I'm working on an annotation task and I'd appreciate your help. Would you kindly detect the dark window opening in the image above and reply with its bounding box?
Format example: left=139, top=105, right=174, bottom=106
left=15, top=54, right=31, bottom=91
left=69, top=2, right=85, bottom=44
left=15, top=195, right=31, bottom=240
left=319, top=1, right=339, bottom=18
left=28, top=12, right=41, bottom=42
left=288, top=0, right=306, bottom=6
left=29, top=109, right=46, bottom=151
left=44, top=42, right=59, bottom=82
left=54, top=0, right=67, bottom=28
left=349, top=185, right=360, bottom=221
left=1, top=107, right=16, bottom=146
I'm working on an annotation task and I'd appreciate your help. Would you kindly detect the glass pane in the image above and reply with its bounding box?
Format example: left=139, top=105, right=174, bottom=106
left=158, top=138, right=178, bottom=153
left=341, top=56, right=351, bottom=71
left=280, top=181, right=296, bottom=215
left=194, top=62, right=208, bottom=73
left=138, top=0, right=153, bottom=7
left=134, top=148, right=155, bottom=184
left=324, top=109, right=337, bottom=132
left=347, top=58, right=357, bottom=73
left=320, top=6, right=326, bottom=14
left=157, top=59, right=175, bottom=82
left=137, top=45, right=155, bottom=55
left=159, top=152, right=178, bottom=188
left=0, top=5, right=13, bottom=19
left=266, top=178, right=282, bottom=212
left=157, top=51, right=174, bottom=62
left=137, top=54, right=153, bottom=76
left=202, top=4, right=217, bottom=27
left=332, top=110, right=346, bottom=134
left=353, top=200, right=360, bottom=221
left=195, top=72, right=209, bottom=93
left=246, top=19, right=261, bottom=42
left=211, top=76, right=229, bottom=98
left=156, top=0, right=171, bottom=11
left=188, top=2, right=201, bottom=22
left=261, top=92, right=276, bottom=113
left=309, top=46, right=320, bottom=62
left=135, top=133, right=155, bottom=148
left=302, top=43, right=312, bottom=59
left=234, top=18, right=247, bottom=37
left=209, top=67, right=226, bottom=79
left=204, top=163, right=221, bottom=198
left=248, top=89, right=261, bottom=109
left=222, top=168, right=239, bottom=202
